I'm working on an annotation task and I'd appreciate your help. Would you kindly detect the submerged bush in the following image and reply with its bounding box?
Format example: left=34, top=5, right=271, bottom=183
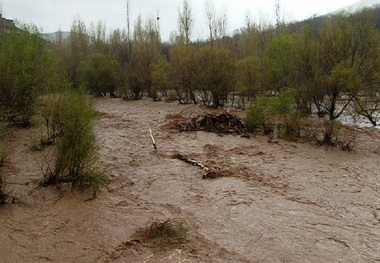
left=320, top=120, right=356, bottom=151
left=40, top=94, right=65, bottom=146
left=246, top=95, right=274, bottom=133
left=143, top=218, right=188, bottom=245
left=246, top=88, right=301, bottom=138
left=43, top=91, right=107, bottom=190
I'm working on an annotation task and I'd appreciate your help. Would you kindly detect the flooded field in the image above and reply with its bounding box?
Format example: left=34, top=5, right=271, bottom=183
left=1, top=97, right=380, bottom=262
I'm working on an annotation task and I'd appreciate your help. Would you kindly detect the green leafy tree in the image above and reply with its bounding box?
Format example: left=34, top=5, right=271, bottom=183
left=124, top=15, right=161, bottom=100
left=198, top=46, right=235, bottom=108
left=262, top=33, right=298, bottom=93
left=151, top=56, right=173, bottom=100
left=64, top=18, right=89, bottom=89
left=235, top=56, right=261, bottom=105
left=316, top=11, right=380, bottom=120
left=292, top=26, right=320, bottom=114
left=80, top=53, right=121, bottom=96
left=0, top=26, right=62, bottom=126
left=170, top=44, right=199, bottom=103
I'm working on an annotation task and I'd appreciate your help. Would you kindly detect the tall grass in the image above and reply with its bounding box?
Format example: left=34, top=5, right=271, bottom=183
left=43, top=91, right=107, bottom=190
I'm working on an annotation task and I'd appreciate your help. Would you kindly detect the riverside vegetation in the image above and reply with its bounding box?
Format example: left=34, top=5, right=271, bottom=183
left=1, top=0, right=380, bottom=200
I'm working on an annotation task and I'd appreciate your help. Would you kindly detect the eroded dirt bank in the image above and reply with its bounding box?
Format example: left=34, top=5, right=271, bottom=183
left=1, top=98, right=380, bottom=262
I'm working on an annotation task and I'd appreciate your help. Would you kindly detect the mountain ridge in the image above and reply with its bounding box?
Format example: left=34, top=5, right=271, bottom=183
left=335, top=0, right=380, bottom=13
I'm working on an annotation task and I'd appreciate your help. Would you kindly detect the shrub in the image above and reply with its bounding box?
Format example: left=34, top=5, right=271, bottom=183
left=272, top=88, right=301, bottom=139
left=246, top=95, right=274, bottom=133
left=40, top=94, right=65, bottom=146
left=80, top=53, right=121, bottom=97
left=246, top=88, right=301, bottom=138
left=143, top=218, right=188, bottom=245
left=43, top=91, right=107, bottom=190
left=0, top=28, right=61, bottom=126
left=321, top=120, right=356, bottom=151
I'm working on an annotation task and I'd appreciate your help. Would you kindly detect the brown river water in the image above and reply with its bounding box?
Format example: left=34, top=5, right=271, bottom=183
left=1, top=97, right=380, bottom=262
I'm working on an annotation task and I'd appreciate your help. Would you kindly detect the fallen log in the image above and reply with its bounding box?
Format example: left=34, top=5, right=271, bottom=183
left=172, top=154, right=218, bottom=179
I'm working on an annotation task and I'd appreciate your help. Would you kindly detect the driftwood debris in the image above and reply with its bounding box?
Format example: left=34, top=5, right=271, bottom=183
left=149, top=126, right=157, bottom=152
left=172, top=111, right=247, bottom=135
left=172, top=154, right=218, bottom=179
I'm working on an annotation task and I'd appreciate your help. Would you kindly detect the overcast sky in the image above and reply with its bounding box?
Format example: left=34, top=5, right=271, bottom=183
left=2, top=0, right=359, bottom=40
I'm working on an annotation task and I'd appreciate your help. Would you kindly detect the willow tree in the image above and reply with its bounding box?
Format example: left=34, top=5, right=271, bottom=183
left=125, top=15, right=161, bottom=99
left=170, top=44, right=199, bottom=104
left=262, top=33, right=298, bottom=93
left=292, top=26, right=319, bottom=114
left=64, top=18, right=89, bottom=89
left=89, top=20, right=108, bottom=54
left=80, top=53, right=120, bottom=97
left=177, top=0, right=194, bottom=45
left=235, top=56, right=261, bottom=108
left=197, top=46, right=235, bottom=108
left=205, top=0, right=228, bottom=48
left=0, top=26, right=61, bottom=126
left=317, top=11, right=380, bottom=121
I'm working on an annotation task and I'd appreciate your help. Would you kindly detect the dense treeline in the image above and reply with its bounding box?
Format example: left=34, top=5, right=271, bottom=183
left=1, top=3, right=380, bottom=130
left=49, top=3, right=380, bottom=125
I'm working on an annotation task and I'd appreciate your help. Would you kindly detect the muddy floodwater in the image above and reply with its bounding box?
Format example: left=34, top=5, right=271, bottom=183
left=1, top=98, right=380, bottom=262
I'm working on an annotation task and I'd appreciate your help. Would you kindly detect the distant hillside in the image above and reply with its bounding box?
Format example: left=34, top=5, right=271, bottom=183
left=42, top=31, right=70, bottom=42
left=335, top=0, right=380, bottom=13
left=290, top=4, right=380, bottom=34
left=0, top=15, right=18, bottom=33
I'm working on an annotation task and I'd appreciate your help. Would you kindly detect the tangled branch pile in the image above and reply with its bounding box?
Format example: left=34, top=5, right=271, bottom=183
left=172, top=111, right=247, bottom=134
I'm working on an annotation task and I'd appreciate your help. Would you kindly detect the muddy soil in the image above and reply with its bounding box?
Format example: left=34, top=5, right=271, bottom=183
left=1, top=97, right=380, bottom=262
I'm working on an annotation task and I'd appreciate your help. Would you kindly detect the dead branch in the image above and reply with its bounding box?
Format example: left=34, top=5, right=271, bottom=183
left=172, top=154, right=218, bottom=179
left=169, top=111, right=248, bottom=136
left=149, top=126, right=157, bottom=152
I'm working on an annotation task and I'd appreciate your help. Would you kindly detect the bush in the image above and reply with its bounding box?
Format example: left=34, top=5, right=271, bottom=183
left=0, top=28, right=61, bottom=126
left=272, top=89, right=301, bottom=138
left=43, top=91, right=107, bottom=190
left=246, top=95, right=274, bottom=133
left=40, top=94, right=65, bottom=146
left=321, top=120, right=356, bottom=151
left=143, top=218, right=188, bottom=246
left=246, top=88, right=301, bottom=138
left=80, top=53, right=121, bottom=97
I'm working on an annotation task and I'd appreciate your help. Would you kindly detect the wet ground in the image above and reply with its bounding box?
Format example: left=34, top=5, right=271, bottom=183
left=1, top=97, right=380, bottom=262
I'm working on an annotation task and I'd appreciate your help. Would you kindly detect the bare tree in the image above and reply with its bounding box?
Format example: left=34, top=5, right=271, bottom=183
left=215, top=9, right=228, bottom=41
left=89, top=20, right=107, bottom=53
left=205, top=0, right=215, bottom=45
left=178, top=0, right=194, bottom=44
left=205, top=0, right=228, bottom=47
left=126, top=0, right=132, bottom=65
left=274, top=0, right=282, bottom=33
left=275, top=0, right=280, bottom=26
